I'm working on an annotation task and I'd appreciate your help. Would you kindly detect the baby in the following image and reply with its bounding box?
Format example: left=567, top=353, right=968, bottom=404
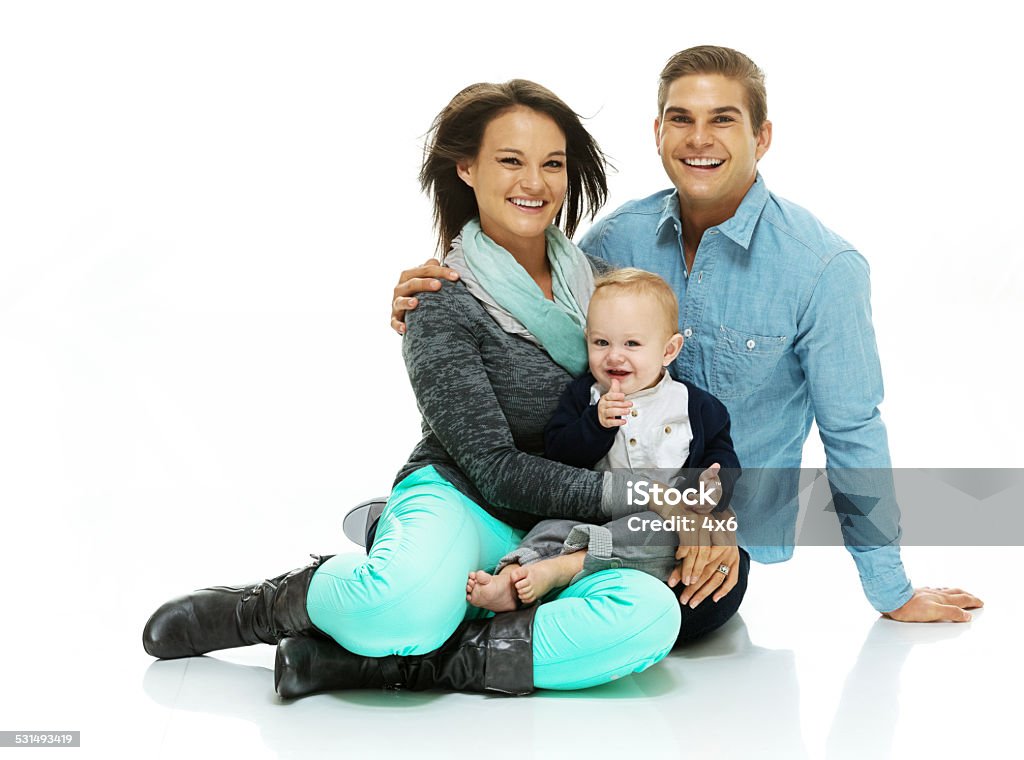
left=467, top=268, right=740, bottom=611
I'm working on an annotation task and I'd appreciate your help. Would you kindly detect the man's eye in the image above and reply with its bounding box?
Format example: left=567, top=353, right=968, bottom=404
left=670, top=115, right=691, bottom=124
left=713, top=116, right=735, bottom=123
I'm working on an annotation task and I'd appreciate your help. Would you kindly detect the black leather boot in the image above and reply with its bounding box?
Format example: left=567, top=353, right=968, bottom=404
left=143, top=554, right=333, bottom=659
left=274, top=606, right=537, bottom=698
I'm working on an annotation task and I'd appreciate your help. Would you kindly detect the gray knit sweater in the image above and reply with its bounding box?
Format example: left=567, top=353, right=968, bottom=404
left=395, top=277, right=630, bottom=531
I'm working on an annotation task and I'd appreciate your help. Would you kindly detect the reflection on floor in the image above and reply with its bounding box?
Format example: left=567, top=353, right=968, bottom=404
left=3, top=545, right=1014, bottom=760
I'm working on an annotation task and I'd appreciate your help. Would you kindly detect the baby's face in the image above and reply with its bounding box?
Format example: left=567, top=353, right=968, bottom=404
left=586, top=290, right=681, bottom=395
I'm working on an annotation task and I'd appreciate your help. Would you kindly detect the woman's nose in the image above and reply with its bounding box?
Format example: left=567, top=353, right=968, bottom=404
left=520, top=166, right=543, bottom=192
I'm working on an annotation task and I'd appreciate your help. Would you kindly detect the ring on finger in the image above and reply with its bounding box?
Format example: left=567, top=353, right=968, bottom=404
left=717, top=563, right=730, bottom=576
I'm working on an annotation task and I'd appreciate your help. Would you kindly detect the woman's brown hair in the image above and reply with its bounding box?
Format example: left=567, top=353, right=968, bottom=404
left=419, top=79, right=608, bottom=255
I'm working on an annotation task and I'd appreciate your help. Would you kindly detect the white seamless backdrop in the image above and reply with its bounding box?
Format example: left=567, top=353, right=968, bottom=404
left=1, top=2, right=1021, bottom=756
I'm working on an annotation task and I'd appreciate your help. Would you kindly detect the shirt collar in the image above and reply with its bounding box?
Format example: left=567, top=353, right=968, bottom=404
left=626, top=368, right=673, bottom=401
left=655, top=173, right=771, bottom=252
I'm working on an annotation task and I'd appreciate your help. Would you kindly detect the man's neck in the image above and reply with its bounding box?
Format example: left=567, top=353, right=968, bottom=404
left=676, top=181, right=755, bottom=271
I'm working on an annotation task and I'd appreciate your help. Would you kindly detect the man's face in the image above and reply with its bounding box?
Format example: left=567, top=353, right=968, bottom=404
left=654, top=74, right=771, bottom=219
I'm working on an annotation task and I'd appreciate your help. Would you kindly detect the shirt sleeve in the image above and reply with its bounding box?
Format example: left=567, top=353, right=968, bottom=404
left=672, top=389, right=741, bottom=514
left=698, top=395, right=742, bottom=513
left=402, top=282, right=632, bottom=522
left=578, top=217, right=611, bottom=260
left=794, top=249, right=913, bottom=612
left=544, top=377, right=618, bottom=468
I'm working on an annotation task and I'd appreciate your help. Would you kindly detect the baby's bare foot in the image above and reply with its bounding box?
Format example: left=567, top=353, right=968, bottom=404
left=515, top=553, right=584, bottom=604
left=467, top=567, right=520, bottom=613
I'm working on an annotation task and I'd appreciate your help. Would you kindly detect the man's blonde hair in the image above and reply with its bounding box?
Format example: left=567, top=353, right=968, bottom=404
left=591, top=268, right=680, bottom=336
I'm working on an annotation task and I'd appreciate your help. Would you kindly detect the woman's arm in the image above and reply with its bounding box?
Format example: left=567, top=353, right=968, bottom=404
left=402, top=282, right=627, bottom=523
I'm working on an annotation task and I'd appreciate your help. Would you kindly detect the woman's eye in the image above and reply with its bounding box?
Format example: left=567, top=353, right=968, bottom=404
left=499, top=157, right=521, bottom=166
left=545, top=160, right=564, bottom=169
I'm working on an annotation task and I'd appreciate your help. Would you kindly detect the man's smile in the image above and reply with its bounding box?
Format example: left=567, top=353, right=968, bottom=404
left=681, top=157, right=725, bottom=169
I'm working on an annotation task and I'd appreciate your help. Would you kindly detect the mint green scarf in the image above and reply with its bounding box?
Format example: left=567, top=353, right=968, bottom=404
left=458, top=219, right=593, bottom=376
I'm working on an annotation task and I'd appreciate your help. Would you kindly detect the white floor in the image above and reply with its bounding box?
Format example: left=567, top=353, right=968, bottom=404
left=3, top=529, right=1016, bottom=760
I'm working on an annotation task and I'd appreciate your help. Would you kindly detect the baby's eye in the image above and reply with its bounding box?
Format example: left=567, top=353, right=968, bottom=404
left=592, top=339, right=609, bottom=347
left=626, top=340, right=642, bottom=347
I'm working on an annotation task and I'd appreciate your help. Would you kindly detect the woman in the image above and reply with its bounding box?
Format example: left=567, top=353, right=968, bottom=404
left=143, top=79, right=747, bottom=697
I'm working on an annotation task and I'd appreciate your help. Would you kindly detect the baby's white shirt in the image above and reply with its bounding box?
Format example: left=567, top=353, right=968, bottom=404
left=590, top=371, right=693, bottom=475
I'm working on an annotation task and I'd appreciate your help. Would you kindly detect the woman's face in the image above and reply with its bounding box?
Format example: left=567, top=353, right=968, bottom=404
left=457, top=106, right=568, bottom=256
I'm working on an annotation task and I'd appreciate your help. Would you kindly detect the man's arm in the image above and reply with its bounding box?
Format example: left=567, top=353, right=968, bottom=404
left=390, top=258, right=460, bottom=334
left=796, top=250, right=982, bottom=621
left=390, top=227, right=613, bottom=334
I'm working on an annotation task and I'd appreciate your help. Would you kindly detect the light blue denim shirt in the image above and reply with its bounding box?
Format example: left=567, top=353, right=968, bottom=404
left=579, top=175, right=914, bottom=612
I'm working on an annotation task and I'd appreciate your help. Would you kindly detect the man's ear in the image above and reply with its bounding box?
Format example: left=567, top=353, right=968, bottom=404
left=456, top=160, right=475, bottom=188
left=663, top=333, right=684, bottom=365
left=755, top=120, right=773, bottom=161
left=654, top=117, right=663, bottom=156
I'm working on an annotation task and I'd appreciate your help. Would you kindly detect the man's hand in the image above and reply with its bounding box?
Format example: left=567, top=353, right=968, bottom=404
left=882, top=586, right=983, bottom=623
left=391, top=258, right=460, bottom=335
left=597, top=379, right=632, bottom=428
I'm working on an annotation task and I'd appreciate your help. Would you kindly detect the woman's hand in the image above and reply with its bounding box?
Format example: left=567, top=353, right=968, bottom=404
left=666, top=505, right=739, bottom=607
left=671, top=545, right=741, bottom=607
left=391, top=258, right=460, bottom=335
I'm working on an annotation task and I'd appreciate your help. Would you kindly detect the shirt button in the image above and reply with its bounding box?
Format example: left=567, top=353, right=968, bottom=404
left=629, top=438, right=637, bottom=446
left=746, top=339, right=756, bottom=350
left=683, top=328, right=693, bottom=338
left=664, top=426, right=672, bottom=434
left=630, top=410, right=638, bottom=417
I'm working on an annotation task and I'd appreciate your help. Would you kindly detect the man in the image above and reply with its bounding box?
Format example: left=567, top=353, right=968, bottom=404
left=391, top=45, right=981, bottom=623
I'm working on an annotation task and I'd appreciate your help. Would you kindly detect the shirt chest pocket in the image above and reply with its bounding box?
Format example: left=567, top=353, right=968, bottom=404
left=710, top=324, right=789, bottom=400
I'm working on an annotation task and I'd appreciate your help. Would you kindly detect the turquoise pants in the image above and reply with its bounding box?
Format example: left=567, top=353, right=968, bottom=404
left=306, top=466, right=680, bottom=690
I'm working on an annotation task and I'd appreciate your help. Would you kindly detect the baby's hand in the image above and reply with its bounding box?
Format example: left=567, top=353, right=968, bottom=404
left=693, top=463, right=722, bottom=514
left=597, top=379, right=632, bottom=428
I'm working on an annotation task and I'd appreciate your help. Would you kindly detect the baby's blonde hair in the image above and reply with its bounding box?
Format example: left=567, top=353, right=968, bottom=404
left=591, top=268, right=679, bottom=336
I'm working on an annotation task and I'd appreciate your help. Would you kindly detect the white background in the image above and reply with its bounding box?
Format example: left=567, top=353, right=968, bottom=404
left=1, top=2, right=1021, bottom=758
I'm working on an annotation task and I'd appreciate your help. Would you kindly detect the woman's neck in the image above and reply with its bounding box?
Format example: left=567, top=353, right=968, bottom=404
left=485, top=228, right=553, bottom=299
